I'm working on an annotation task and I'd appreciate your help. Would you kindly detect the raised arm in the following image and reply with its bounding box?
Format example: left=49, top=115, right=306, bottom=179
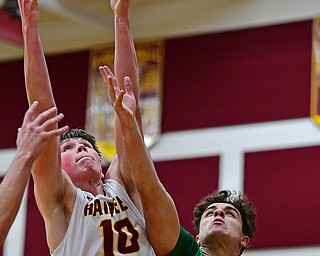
left=18, top=0, right=58, bottom=175
left=112, top=0, right=143, bottom=152
left=18, top=0, right=76, bottom=250
left=0, top=102, right=68, bottom=245
left=107, top=75, right=180, bottom=255
left=101, top=0, right=143, bottom=209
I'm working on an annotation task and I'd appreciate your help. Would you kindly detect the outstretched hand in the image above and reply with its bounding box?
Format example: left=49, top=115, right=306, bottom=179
left=16, top=101, right=69, bottom=162
left=17, top=0, right=40, bottom=29
left=99, top=65, right=136, bottom=124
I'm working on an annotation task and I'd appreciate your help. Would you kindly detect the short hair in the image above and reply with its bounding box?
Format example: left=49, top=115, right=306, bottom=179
left=59, top=128, right=101, bottom=157
left=193, top=190, right=256, bottom=255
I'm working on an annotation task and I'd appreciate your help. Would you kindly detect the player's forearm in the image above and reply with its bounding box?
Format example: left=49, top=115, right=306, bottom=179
left=23, top=27, right=55, bottom=111
left=23, top=28, right=61, bottom=183
left=121, top=117, right=180, bottom=255
left=114, top=16, right=139, bottom=94
left=121, top=117, right=163, bottom=195
left=0, top=153, right=32, bottom=245
left=114, top=16, right=144, bottom=134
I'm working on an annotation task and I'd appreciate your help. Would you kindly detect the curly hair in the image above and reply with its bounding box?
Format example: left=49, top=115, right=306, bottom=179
left=193, top=190, right=256, bottom=255
left=59, top=128, right=101, bottom=157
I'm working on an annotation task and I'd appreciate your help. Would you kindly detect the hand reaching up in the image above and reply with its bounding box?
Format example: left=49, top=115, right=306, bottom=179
left=99, top=65, right=136, bottom=126
left=110, top=0, right=130, bottom=20
left=16, top=101, right=69, bottom=162
left=17, top=0, right=40, bottom=31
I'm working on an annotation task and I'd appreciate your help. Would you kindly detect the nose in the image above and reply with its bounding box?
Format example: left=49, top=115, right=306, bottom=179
left=77, top=144, right=88, bottom=153
left=214, top=208, right=225, bottom=218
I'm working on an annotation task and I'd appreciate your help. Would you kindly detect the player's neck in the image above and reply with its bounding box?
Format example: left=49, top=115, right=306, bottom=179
left=78, top=181, right=104, bottom=196
left=202, top=249, right=239, bottom=256
left=201, top=240, right=240, bottom=256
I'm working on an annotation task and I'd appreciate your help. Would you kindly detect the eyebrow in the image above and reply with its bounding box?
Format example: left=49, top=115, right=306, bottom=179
left=205, top=205, right=240, bottom=217
left=61, top=138, right=88, bottom=144
left=60, top=140, right=70, bottom=145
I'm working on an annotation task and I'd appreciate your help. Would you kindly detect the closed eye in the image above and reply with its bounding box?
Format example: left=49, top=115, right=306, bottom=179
left=225, top=208, right=239, bottom=218
left=226, top=211, right=236, bottom=217
left=62, top=145, right=72, bottom=152
left=83, top=143, right=93, bottom=149
left=204, top=209, right=214, bottom=217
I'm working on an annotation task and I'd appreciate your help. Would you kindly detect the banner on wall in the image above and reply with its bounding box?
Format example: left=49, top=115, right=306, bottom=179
left=311, top=16, right=320, bottom=125
left=86, top=40, right=165, bottom=164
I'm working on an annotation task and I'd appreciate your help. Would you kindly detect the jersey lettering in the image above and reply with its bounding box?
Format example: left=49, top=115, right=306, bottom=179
left=84, top=196, right=128, bottom=217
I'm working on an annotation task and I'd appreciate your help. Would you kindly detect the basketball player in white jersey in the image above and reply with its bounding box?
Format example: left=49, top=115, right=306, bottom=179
left=17, top=0, right=156, bottom=254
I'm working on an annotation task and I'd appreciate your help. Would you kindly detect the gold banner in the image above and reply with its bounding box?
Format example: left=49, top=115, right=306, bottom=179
left=86, top=40, right=164, bottom=163
left=311, top=16, right=320, bottom=125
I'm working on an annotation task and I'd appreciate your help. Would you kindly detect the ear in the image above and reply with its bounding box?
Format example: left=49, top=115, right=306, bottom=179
left=240, top=236, right=249, bottom=248
left=195, top=234, right=201, bottom=246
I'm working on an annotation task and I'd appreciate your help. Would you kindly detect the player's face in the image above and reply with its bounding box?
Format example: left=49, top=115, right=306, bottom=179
left=60, top=138, right=102, bottom=185
left=196, top=203, right=248, bottom=250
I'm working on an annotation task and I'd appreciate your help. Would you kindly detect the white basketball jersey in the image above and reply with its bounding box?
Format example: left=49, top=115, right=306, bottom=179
left=52, top=179, right=156, bottom=256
